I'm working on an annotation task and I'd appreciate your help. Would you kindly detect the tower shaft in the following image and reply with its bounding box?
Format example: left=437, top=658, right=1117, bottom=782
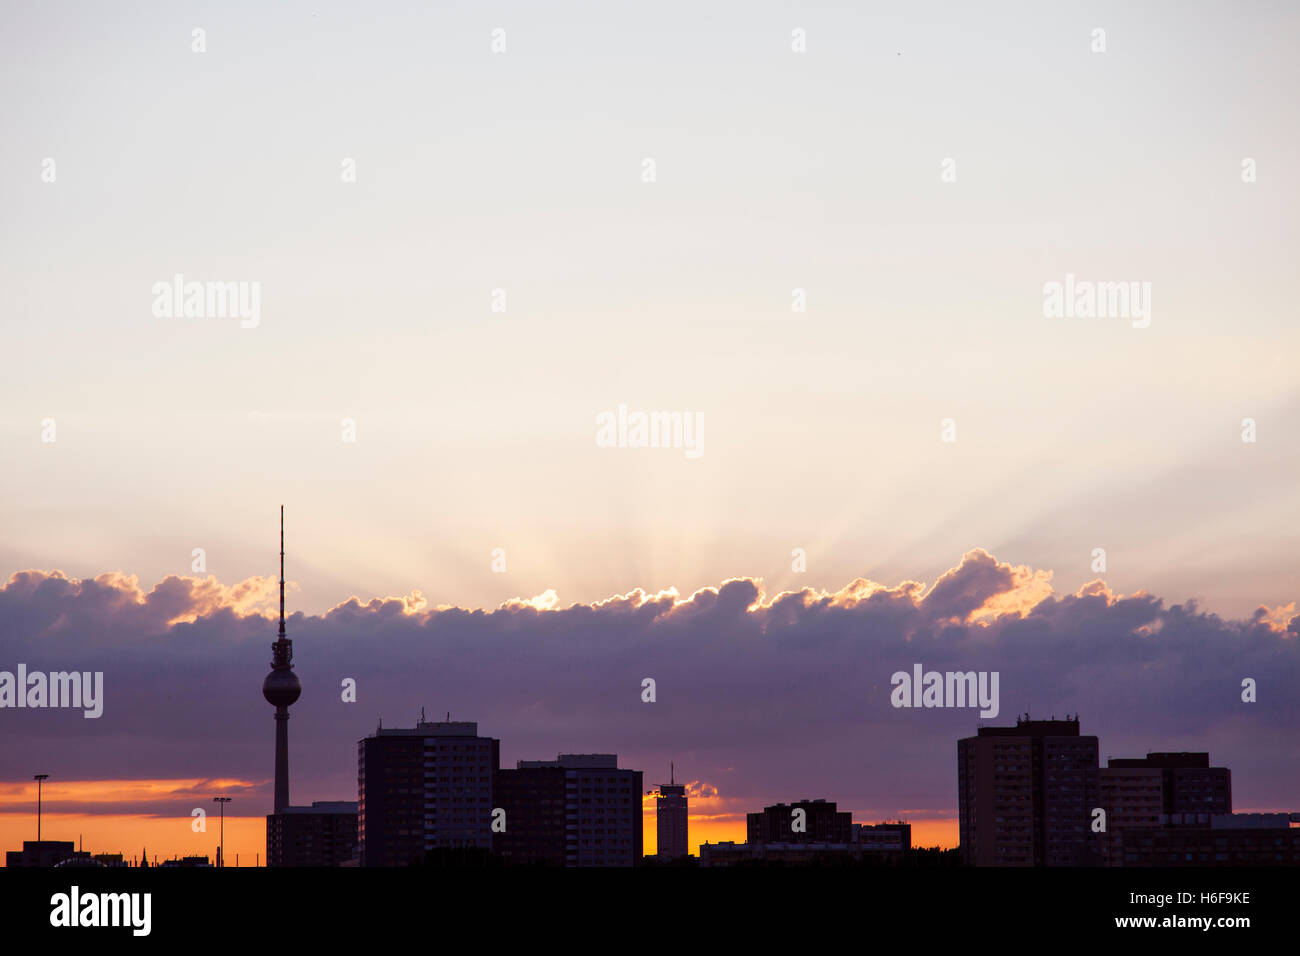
left=274, top=707, right=290, bottom=813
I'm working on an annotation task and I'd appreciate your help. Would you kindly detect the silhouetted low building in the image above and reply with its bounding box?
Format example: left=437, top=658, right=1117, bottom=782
left=701, top=821, right=911, bottom=867
left=1113, top=813, right=1300, bottom=866
left=6, top=841, right=76, bottom=867
left=700, top=841, right=850, bottom=866
left=747, top=799, right=852, bottom=845
left=856, top=822, right=911, bottom=852
left=267, top=800, right=358, bottom=867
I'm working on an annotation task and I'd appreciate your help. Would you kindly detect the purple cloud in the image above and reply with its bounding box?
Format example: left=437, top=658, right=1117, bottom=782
left=0, top=551, right=1296, bottom=822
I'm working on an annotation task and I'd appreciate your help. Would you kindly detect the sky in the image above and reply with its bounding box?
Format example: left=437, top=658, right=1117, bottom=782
left=1, top=1, right=1298, bottom=862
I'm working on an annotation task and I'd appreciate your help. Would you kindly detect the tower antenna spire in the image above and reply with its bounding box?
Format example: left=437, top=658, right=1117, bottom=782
left=278, top=505, right=285, bottom=638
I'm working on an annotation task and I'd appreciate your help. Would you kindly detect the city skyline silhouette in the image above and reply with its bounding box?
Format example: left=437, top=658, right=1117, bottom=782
left=3, top=517, right=1296, bottom=866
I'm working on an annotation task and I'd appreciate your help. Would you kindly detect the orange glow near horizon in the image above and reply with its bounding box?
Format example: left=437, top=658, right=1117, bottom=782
left=0, top=813, right=269, bottom=867
left=2, top=783, right=958, bottom=866
left=900, top=818, right=958, bottom=850
left=0, top=778, right=259, bottom=809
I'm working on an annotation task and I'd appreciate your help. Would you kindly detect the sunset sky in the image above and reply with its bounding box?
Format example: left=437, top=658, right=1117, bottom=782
left=2, top=2, right=1297, bottom=864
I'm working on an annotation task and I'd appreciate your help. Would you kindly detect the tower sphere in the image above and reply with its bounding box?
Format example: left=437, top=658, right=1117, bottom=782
left=262, top=668, right=301, bottom=707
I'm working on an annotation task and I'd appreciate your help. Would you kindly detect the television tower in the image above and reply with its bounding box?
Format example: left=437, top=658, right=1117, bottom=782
left=261, top=506, right=301, bottom=813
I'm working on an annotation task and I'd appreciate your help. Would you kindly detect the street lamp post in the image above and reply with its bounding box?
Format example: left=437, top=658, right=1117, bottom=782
left=213, top=797, right=232, bottom=868
left=33, top=774, right=48, bottom=842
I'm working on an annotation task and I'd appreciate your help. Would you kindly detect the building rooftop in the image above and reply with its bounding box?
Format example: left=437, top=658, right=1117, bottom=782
left=974, top=717, right=1083, bottom=737
left=276, top=801, right=358, bottom=814
left=518, top=754, right=619, bottom=769
left=374, top=720, right=480, bottom=737
left=1211, top=813, right=1300, bottom=829
left=1108, top=752, right=1213, bottom=769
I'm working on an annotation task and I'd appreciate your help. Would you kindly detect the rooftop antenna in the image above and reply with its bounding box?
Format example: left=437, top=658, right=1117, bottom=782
left=671, top=761, right=674, bottom=786
left=421, top=706, right=426, bottom=723
left=34, top=773, right=49, bottom=842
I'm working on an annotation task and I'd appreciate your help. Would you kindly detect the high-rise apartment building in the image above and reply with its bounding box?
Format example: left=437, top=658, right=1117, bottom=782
left=493, top=763, right=567, bottom=866
left=958, top=715, right=1100, bottom=866
left=357, top=719, right=500, bottom=867
left=1106, top=752, right=1231, bottom=814
left=505, top=754, right=643, bottom=866
left=1099, top=752, right=1231, bottom=865
left=652, top=764, right=688, bottom=859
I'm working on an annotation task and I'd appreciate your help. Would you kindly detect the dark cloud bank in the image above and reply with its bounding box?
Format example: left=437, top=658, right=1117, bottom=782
left=1, top=550, right=1296, bottom=821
